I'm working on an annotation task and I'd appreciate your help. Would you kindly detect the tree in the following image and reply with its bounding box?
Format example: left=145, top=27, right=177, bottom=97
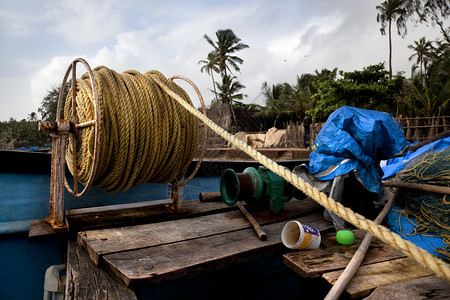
left=257, top=82, right=306, bottom=127
left=408, top=37, right=435, bottom=76
left=203, top=29, right=249, bottom=126
left=400, top=26, right=450, bottom=118
left=376, top=0, right=449, bottom=77
left=214, top=75, right=247, bottom=105
left=415, top=0, right=450, bottom=25
left=307, top=63, right=405, bottom=121
left=376, top=0, right=412, bottom=77
left=38, top=81, right=71, bottom=121
left=198, top=51, right=219, bottom=101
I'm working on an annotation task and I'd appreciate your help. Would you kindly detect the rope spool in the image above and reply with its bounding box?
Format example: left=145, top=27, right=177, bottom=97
left=63, top=64, right=200, bottom=194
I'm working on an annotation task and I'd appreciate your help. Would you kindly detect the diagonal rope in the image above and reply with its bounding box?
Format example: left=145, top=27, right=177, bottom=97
left=152, top=76, right=450, bottom=283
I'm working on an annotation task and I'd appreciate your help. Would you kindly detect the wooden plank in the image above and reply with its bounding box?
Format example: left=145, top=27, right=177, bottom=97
left=365, top=275, right=450, bottom=299
left=102, top=212, right=333, bottom=287
left=28, top=219, right=67, bottom=241
left=79, top=198, right=322, bottom=266
left=282, top=229, right=406, bottom=278
left=65, top=240, right=137, bottom=300
left=66, top=198, right=236, bottom=232
left=322, top=257, right=434, bottom=299
left=67, top=199, right=171, bottom=215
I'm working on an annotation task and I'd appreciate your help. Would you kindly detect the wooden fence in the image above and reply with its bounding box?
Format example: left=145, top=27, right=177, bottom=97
left=396, top=116, right=450, bottom=142
left=285, top=116, right=450, bottom=148
left=199, top=116, right=449, bottom=150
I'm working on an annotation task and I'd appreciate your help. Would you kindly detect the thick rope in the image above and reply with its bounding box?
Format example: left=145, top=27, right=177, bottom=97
left=64, top=66, right=198, bottom=193
left=151, top=77, right=450, bottom=282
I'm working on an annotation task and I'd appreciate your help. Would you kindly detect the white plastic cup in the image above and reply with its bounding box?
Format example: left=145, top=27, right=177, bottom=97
left=281, top=220, right=321, bottom=250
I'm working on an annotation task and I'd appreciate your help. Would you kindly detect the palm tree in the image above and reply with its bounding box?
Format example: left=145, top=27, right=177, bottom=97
left=259, top=82, right=304, bottom=127
left=198, top=51, right=219, bottom=101
left=203, top=29, right=249, bottom=126
left=376, top=0, right=412, bottom=77
left=215, top=75, right=247, bottom=105
left=408, top=37, right=435, bottom=76
left=292, top=74, right=316, bottom=112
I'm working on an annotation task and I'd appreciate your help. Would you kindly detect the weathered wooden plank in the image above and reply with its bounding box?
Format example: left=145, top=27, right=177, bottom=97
left=322, top=257, right=434, bottom=299
left=28, top=219, right=67, bottom=241
left=79, top=210, right=248, bottom=266
left=283, top=229, right=406, bottom=278
left=365, top=275, right=450, bottom=299
left=65, top=240, right=137, bottom=300
left=67, top=199, right=171, bottom=215
left=79, top=198, right=322, bottom=266
left=66, top=198, right=236, bottom=232
left=102, top=212, right=333, bottom=287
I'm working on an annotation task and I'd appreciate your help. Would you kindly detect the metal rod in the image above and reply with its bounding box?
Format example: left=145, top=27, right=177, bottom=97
left=170, top=180, right=184, bottom=210
left=76, top=120, right=96, bottom=128
left=199, top=192, right=222, bottom=202
left=236, top=201, right=267, bottom=241
left=71, top=61, right=78, bottom=195
left=46, top=120, right=70, bottom=230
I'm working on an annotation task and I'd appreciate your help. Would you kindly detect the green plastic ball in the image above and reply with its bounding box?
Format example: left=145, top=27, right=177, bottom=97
left=336, top=230, right=355, bottom=245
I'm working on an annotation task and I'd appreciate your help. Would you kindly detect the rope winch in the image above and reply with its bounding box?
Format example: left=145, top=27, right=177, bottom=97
left=38, top=58, right=450, bottom=283
left=39, top=58, right=207, bottom=230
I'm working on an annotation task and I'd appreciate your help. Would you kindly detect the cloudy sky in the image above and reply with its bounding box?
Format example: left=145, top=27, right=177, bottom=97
left=0, top=0, right=447, bottom=121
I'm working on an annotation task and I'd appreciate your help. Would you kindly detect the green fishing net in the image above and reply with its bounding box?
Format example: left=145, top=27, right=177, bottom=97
left=395, top=147, right=450, bottom=261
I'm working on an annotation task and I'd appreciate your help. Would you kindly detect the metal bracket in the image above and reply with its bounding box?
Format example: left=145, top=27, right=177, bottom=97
left=41, top=120, right=71, bottom=230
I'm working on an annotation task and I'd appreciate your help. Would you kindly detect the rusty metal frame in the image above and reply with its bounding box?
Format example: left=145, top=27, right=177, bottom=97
left=40, top=58, right=100, bottom=230
left=168, top=75, right=208, bottom=210
left=41, top=61, right=207, bottom=227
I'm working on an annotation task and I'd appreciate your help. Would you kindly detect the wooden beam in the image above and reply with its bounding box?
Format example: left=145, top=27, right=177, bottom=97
left=65, top=240, right=137, bottom=300
left=365, top=275, right=450, bottom=299
left=28, top=219, right=67, bottom=241
left=67, top=199, right=236, bottom=232
left=382, top=181, right=450, bottom=195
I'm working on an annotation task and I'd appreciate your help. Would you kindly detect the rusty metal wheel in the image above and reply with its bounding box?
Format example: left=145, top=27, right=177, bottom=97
left=57, top=58, right=100, bottom=197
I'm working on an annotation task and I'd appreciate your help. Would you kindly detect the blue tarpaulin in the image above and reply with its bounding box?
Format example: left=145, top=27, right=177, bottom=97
left=381, top=136, right=450, bottom=179
left=306, top=106, right=408, bottom=195
left=387, top=207, right=448, bottom=261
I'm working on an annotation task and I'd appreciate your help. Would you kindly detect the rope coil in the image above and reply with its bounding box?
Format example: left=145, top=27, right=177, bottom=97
left=64, top=66, right=199, bottom=193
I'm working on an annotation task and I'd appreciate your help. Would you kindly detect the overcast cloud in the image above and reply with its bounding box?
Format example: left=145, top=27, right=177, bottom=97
left=0, top=0, right=447, bottom=121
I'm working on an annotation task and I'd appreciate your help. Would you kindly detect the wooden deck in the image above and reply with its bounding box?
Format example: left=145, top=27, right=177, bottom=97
left=283, top=229, right=450, bottom=299
left=65, top=197, right=333, bottom=298
left=63, top=196, right=450, bottom=299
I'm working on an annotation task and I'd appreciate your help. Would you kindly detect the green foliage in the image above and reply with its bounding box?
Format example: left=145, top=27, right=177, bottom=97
left=38, top=81, right=70, bottom=122
left=398, top=24, right=450, bottom=118
left=202, top=29, right=249, bottom=126
left=214, top=75, right=247, bottom=105
left=307, top=63, right=404, bottom=121
left=0, top=117, right=43, bottom=146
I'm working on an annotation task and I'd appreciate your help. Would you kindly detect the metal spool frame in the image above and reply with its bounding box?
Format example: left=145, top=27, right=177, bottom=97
left=39, top=58, right=207, bottom=230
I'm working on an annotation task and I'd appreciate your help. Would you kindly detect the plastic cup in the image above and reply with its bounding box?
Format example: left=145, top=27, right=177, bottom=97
left=281, top=220, right=321, bottom=249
